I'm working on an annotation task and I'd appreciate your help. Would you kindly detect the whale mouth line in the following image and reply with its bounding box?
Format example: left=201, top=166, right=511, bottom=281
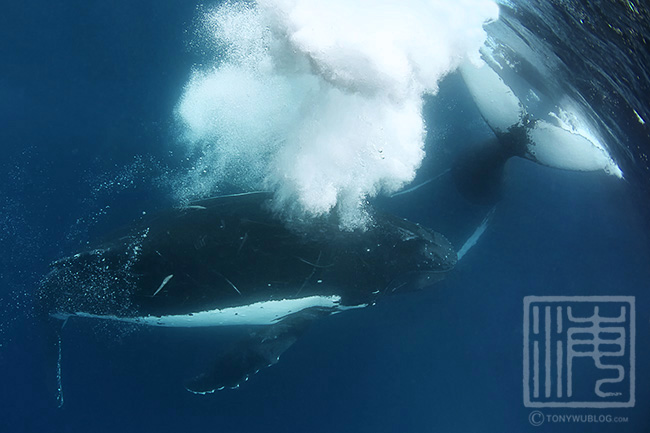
left=50, top=295, right=351, bottom=328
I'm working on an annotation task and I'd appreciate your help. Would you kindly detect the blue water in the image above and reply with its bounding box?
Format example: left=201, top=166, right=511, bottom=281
left=1, top=0, right=649, bottom=432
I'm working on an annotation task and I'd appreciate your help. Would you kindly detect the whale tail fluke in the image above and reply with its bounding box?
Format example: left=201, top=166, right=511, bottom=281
left=458, top=58, right=623, bottom=191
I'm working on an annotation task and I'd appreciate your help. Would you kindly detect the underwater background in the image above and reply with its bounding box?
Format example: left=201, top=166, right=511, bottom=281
left=1, top=0, right=649, bottom=432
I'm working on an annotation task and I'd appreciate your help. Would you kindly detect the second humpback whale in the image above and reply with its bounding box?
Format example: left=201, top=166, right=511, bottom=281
left=37, top=192, right=456, bottom=396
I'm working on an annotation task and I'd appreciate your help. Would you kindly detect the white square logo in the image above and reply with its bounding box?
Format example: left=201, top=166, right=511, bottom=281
left=523, top=296, right=635, bottom=408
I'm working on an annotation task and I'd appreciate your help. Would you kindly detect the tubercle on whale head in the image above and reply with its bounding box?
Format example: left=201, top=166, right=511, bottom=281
left=391, top=217, right=456, bottom=268
left=416, top=226, right=458, bottom=271
left=378, top=217, right=457, bottom=294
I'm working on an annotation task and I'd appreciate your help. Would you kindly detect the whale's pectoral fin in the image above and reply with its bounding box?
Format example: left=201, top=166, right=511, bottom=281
left=185, top=310, right=322, bottom=394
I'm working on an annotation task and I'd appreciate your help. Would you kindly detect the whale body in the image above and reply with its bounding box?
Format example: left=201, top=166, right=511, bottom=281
left=37, top=192, right=456, bottom=394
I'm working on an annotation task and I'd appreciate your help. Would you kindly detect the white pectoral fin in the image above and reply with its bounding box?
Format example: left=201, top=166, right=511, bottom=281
left=459, top=60, right=525, bottom=133
left=527, top=120, right=623, bottom=177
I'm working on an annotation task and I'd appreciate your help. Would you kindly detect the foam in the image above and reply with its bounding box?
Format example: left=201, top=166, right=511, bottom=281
left=175, top=0, right=499, bottom=229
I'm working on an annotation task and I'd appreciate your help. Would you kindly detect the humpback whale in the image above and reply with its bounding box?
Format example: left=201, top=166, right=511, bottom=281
left=453, top=59, right=622, bottom=204
left=37, top=192, right=456, bottom=395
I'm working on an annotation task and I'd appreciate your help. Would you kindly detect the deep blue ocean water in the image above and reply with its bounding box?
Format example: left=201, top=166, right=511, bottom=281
left=1, top=1, right=649, bottom=432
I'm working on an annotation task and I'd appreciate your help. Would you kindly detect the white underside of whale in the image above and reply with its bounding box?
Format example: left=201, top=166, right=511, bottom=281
left=528, top=119, right=622, bottom=176
left=52, top=295, right=367, bottom=327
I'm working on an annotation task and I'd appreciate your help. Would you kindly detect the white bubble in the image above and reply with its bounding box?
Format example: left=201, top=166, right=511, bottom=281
left=175, top=0, right=499, bottom=229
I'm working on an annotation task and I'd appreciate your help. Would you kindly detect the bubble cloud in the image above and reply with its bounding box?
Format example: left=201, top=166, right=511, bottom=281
left=175, top=0, right=499, bottom=229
